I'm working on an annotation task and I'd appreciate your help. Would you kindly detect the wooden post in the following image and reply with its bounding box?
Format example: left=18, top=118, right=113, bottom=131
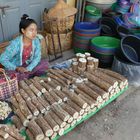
left=54, top=90, right=68, bottom=102
left=28, top=120, right=45, bottom=140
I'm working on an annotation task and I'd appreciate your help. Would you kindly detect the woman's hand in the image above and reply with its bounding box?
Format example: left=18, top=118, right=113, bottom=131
left=16, top=67, right=29, bottom=73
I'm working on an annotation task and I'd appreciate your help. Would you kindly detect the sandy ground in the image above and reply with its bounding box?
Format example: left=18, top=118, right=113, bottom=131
left=49, top=50, right=140, bottom=140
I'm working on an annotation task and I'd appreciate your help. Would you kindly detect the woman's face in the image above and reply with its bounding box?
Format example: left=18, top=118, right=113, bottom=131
left=22, top=23, right=37, bottom=40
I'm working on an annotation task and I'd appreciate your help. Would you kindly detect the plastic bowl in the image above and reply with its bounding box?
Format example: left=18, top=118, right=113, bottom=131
left=121, top=35, right=140, bottom=65
left=90, top=36, right=120, bottom=49
left=74, top=22, right=100, bottom=32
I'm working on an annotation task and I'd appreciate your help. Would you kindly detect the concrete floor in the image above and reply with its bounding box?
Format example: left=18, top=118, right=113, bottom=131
left=50, top=50, right=140, bottom=140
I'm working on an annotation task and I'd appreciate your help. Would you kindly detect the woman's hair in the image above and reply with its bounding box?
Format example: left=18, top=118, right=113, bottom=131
left=19, top=14, right=37, bottom=34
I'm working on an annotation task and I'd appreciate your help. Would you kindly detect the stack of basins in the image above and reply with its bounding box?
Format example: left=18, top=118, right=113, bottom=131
left=84, top=5, right=102, bottom=23
left=113, top=35, right=140, bottom=85
left=73, top=22, right=101, bottom=53
left=89, top=36, right=120, bottom=67
left=115, top=0, right=131, bottom=14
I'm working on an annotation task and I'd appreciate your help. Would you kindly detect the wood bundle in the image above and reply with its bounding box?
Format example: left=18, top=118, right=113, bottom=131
left=0, top=125, right=25, bottom=140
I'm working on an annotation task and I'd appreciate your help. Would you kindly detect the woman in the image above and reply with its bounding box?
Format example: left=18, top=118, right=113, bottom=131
left=0, top=14, right=48, bottom=81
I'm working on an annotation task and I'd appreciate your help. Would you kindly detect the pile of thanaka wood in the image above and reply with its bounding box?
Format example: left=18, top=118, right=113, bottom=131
left=9, top=68, right=128, bottom=140
left=0, top=125, right=25, bottom=140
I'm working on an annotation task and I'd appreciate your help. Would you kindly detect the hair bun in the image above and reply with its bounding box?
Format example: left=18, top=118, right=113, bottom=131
left=21, top=14, right=29, bottom=20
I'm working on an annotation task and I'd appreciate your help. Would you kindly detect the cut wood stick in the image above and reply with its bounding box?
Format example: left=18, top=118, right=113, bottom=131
left=77, top=115, right=82, bottom=122
left=15, top=109, right=29, bottom=127
left=30, top=79, right=47, bottom=93
left=44, top=113, right=60, bottom=132
left=63, top=69, right=79, bottom=78
left=85, top=81, right=109, bottom=99
left=49, top=91, right=62, bottom=104
left=35, top=115, right=53, bottom=137
left=26, top=100, right=39, bottom=116
left=19, top=89, right=31, bottom=101
left=49, top=110, right=66, bottom=128
left=47, top=73, right=67, bottom=87
left=50, top=132, right=57, bottom=140
left=19, top=102, right=33, bottom=120
left=14, top=93, right=25, bottom=103
left=67, top=100, right=85, bottom=116
left=93, top=70, right=118, bottom=88
left=43, top=91, right=57, bottom=105
left=10, top=96, right=19, bottom=109
left=28, top=120, right=45, bottom=140
left=70, top=120, right=77, bottom=127
left=78, top=94, right=95, bottom=109
left=77, top=84, right=102, bottom=102
left=62, top=88, right=88, bottom=109
left=0, top=130, right=9, bottom=139
left=67, top=116, right=74, bottom=123
left=64, top=124, right=70, bottom=131
left=37, top=96, right=50, bottom=111
left=99, top=68, right=128, bottom=84
left=29, top=84, right=42, bottom=97
left=85, top=106, right=91, bottom=112
left=58, top=128, right=64, bottom=136
left=47, top=81, right=61, bottom=91
left=24, top=79, right=32, bottom=85
left=26, top=129, right=34, bottom=140
left=2, top=125, right=25, bottom=140
left=11, top=115, right=23, bottom=130
left=51, top=105, right=70, bottom=122
left=32, top=98, right=46, bottom=114
left=61, top=103, right=79, bottom=119
left=41, top=82, right=52, bottom=92
left=54, top=90, right=68, bottom=102
left=85, top=72, right=113, bottom=92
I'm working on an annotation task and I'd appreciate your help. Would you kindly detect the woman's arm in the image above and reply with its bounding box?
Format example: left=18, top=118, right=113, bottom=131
left=0, top=40, right=19, bottom=70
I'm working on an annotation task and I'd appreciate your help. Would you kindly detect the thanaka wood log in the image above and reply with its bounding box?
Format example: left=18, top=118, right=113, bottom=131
left=62, top=69, right=79, bottom=78
left=37, top=96, right=50, bottom=111
left=78, top=94, right=95, bottom=109
left=32, top=98, right=46, bottom=114
left=28, top=120, right=45, bottom=140
left=14, top=93, right=25, bottom=104
left=26, top=100, right=39, bottom=116
left=85, top=72, right=113, bottom=92
left=62, top=88, right=88, bottom=109
left=41, top=82, right=52, bottom=92
left=77, top=84, right=102, bottom=102
left=30, top=79, right=47, bottom=93
left=11, top=115, right=23, bottom=130
left=26, top=129, right=34, bottom=140
left=49, top=110, right=66, bottom=128
left=35, top=115, right=53, bottom=137
left=43, top=91, right=57, bottom=105
left=64, top=124, right=70, bottom=131
left=24, top=79, right=32, bottom=85
left=66, top=100, right=85, bottom=116
left=61, top=103, right=79, bottom=119
left=92, top=70, right=118, bottom=88
left=72, top=62, right=78, bottom=73
left=85, top=81, right=109, bottom=99
left=49, top=90, right=62, bottom=104
left=70, top=120, right=77, bottom=127
left=47, top=81, right=61, bottom=91
left=18, top=102, right=33, bottom=120
left=51, top=105, right=70, bottom=122
left=15, top=109, right=29, bottom=127
left=58, top=128, right=64, bottom=136
left=54, top=90, right=68, bottom=102
left=29, top=84, right=42, bottom=97
left=77, top=115, right=82, bottom=122
left=2, top=125, right=25, bottom=140
left=19, top=89, right=31, bottom=101
left=47, top=73, right=67, bottom=87
left=75, top=88, right=97, bottom=106
left=50, top=132, right=57, bottom=140
left=10, top=96, right=19, bottom=109
left=0, top=130, right=9, bottom=139
left=44, top=113, right=60, bottom=132
left=67, top=116, right=74, bottom=123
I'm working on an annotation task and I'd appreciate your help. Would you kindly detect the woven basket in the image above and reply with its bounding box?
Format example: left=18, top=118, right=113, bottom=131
left=0, top=68, right=18, bottom=100
left=43, top=0, right=77, bottom=33
left=44, top=14, right=75, bottom=34
left=46, top=31, right=72, bottom=55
